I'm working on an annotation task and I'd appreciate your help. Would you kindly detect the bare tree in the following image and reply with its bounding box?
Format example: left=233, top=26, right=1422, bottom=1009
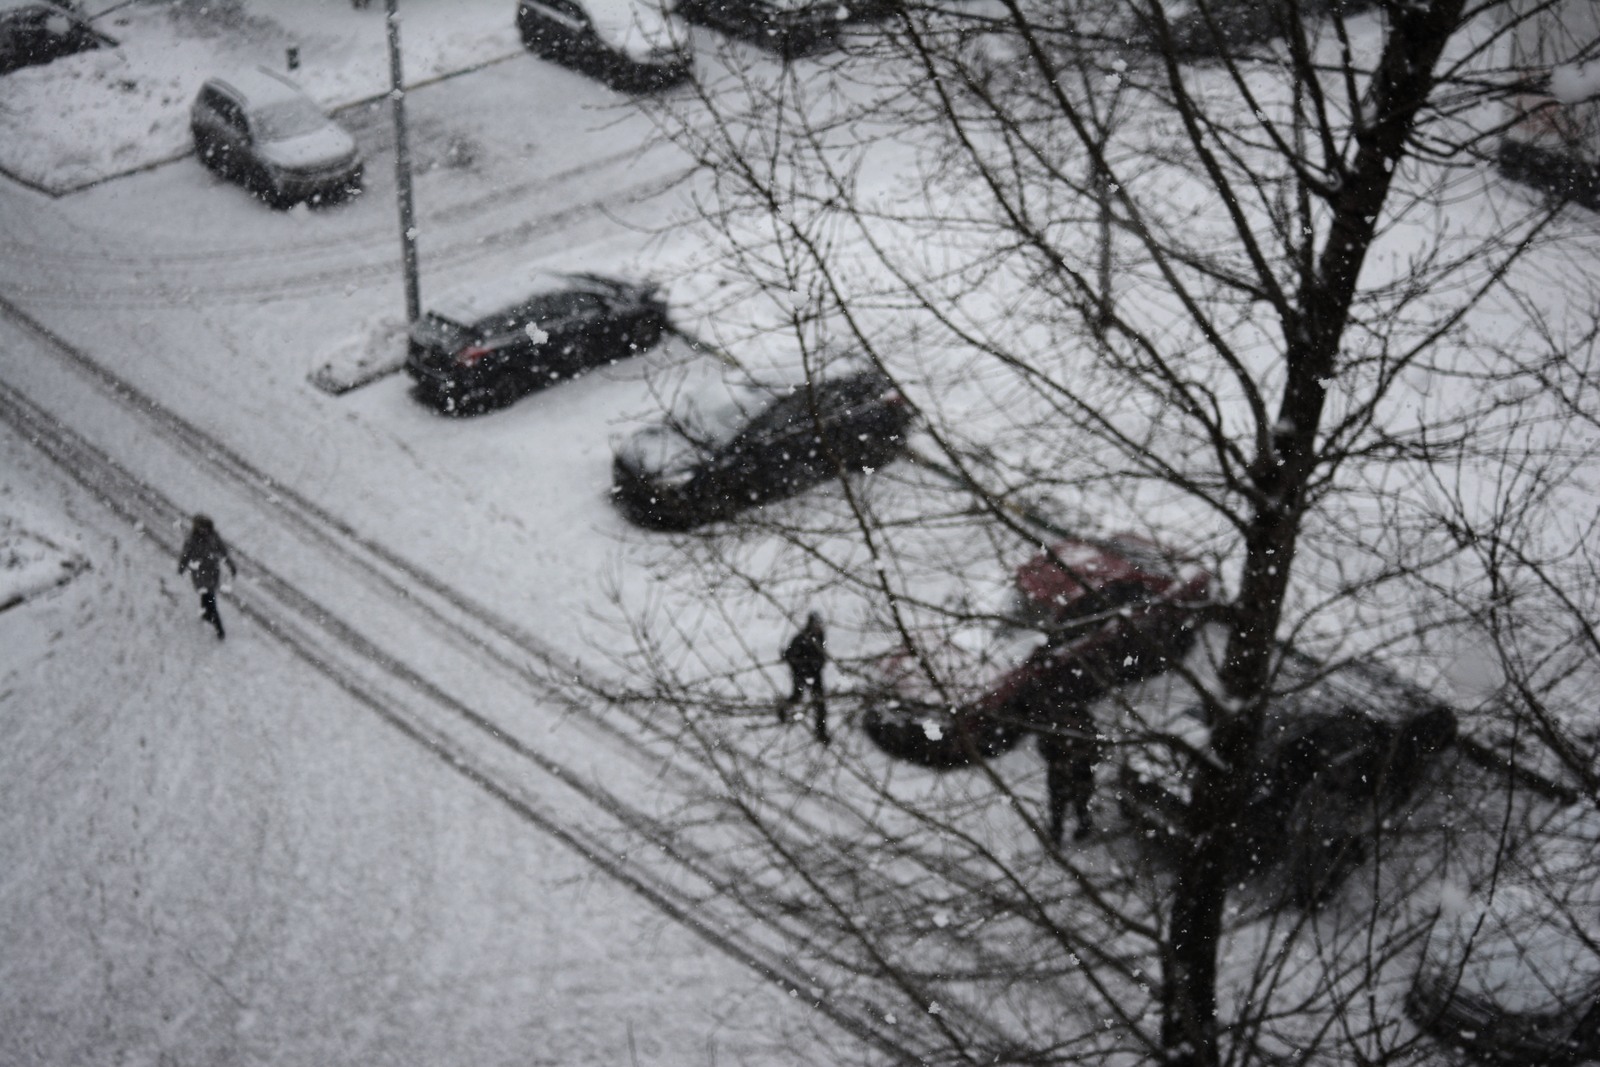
left=580, top=1, right=1600, bottom=1063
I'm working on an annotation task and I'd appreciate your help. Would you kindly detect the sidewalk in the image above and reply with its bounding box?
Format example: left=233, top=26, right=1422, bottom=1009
left=0, top=0, right=523, bottom=194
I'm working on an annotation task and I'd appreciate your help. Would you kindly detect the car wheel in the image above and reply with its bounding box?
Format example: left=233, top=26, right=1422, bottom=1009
left=261, top=178, right=293, bottom=210
left=519, top=19, right=554, bottom=57
left=861, top=704, right=1025, bottom=768
left=630, top=315, right=666, bottom=352
left=1168, top=621, right=1201, bottom=661
left=412, top=384, right=454, bottom=413
left=615, top=481, right=694, bottom=531
left=488, top=371, right=529, bottom=410
left=1115, top=763, right=1187, bottom=839
left=445, top=389, right=491, bottom=416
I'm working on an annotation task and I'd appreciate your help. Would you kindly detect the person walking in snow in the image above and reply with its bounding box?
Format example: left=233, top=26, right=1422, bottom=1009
left=780, top=611, right=829, bottom=746
left=1037, top=706, right=1102, bottom=845
left=178, top=514, right=237, bottom=640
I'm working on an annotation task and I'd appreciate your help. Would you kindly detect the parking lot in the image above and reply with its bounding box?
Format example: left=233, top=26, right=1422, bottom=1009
left=6, top=2, right=1599, bottom=1065
left=0, top=4, right=932, bottom=1064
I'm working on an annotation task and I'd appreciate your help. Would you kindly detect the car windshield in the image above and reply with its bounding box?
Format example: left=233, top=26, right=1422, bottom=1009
left=253, top=97, right=327, bottom=141
left=587, top=0, right=676, bottom=52
left=670, top=377, right=768, bottom=447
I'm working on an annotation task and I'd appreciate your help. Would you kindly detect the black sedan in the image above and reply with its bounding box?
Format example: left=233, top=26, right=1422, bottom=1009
left=405, top=271, right=669, bottom=415
left=0, top=1, right=103, bottom=76
left=1118, top=652, right=1458, bottom=907
left=611, top=367, right=913, bottom=529
left=517, top=0, right=691, bottom=92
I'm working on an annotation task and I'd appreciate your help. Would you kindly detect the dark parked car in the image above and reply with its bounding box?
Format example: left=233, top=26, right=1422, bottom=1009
left=611, top=366, right=913, bottom=529
left=863, top=535, right=1214, bottom=768
left=0, top=0, right=102, bottom=76
left=518, top=0, right=691, bottom=91
left=1152, top=0, right=1373, bottom=62
left=406, top=270, right=669, bottom=414
left=1118, top=651, right=1458, bottom=906
left=671, top=0, right=858, bottom=57
left=1498, top=137, right=1600, bottom=215
left=1406, top=850, right=1600, bottom=1066
left=190, top=68, right=363, bottom=207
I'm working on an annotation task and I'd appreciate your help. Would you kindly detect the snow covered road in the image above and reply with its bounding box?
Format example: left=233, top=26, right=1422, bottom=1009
left=0, top=292, right=920, bottom=1062
left=0, top=18, right=915, bottom=1064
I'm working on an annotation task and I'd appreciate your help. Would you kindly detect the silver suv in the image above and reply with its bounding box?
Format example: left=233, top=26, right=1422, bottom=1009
left=190, top=68, right=363, bottom=207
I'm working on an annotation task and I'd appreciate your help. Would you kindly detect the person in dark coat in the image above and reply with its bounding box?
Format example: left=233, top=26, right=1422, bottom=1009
left=780, top=611, right=829, bottom=745
left=1037, top=706, right=1102, bottom=844
left=178, top=514, right=237, bottom=640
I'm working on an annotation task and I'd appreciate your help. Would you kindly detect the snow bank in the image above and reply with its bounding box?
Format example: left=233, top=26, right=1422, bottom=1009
left=308, top=310, right=408, bottom=394
left=0, top=0, right=523, bottom=193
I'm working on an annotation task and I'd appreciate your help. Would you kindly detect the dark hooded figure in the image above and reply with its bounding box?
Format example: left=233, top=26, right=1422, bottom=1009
left=781, top=611, right=829, bottom=746
left=1037, top=706, right=1103, bottom=844
left=178, top=514, right=237, bottom=640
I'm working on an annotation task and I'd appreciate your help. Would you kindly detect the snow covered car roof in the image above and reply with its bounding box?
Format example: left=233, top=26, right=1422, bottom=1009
left=612, top=373, right=770, bottom=477
left=1263, top=649, right=1455, bottom=727
left=424, top=271, right=621, bottom=328
left=203, top=66, right=320, bottom=110
left=580, top=0, right=682, bottom=55
left=198, top=67, right=356, bottom=149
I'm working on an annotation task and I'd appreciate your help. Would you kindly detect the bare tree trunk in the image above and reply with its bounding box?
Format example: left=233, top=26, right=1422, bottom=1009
left=612, top=0, right=1600, bottom=1063
left=1161, top=2, right=1472, bottom=1060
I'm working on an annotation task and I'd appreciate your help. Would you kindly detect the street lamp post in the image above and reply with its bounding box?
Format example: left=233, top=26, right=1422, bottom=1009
left=385, top=0, right=420, bottom=325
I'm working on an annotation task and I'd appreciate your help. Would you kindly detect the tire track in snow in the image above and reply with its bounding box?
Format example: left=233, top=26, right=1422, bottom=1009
left=2, top=142, right=686, bottom=274
left=1, top=159, right=697, bottom=312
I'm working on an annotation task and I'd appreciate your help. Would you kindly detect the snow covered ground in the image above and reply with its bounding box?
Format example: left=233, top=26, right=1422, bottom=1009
left=0, top=419, right=829, bottom=1066
left=5, top=1, right=1598, bottom=1063
left=0, top=7, right=885, bottom=1065
left=0, top=0, right=526, bottom=193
